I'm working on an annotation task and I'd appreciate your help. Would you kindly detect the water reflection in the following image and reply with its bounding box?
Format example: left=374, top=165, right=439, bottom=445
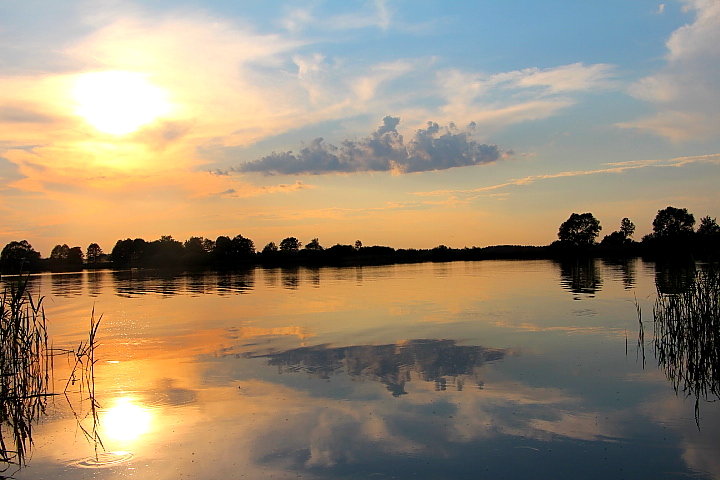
left=110, top=269, right=255, bottom=297
left=654, top=260, right=696, bottom=295
left=250, top=339, right=506, bottom=397
left=86, top=271, right=103, bottom=297
left=50, top=272, right=84, bottom=297
left=557, top=258, right=602, bottom=298
left=650, top=268, right=719, bottom=424
left=101, top=397, right=153, bottom=443
left=112, top=270, right=180, bottom=297
left=601, top=258, right=637, bottom=289
left=281, top=267, right=300, bottom=290
left=216, top=269, right=255, bottom=295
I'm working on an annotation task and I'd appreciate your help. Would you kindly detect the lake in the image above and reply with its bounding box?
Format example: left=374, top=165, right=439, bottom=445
left=2, top=259, right=718, bottom=479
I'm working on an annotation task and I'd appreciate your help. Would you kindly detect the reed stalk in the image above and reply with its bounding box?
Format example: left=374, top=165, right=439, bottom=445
left=0, top=278, right=52, bottom=470
left=1, top=278, right=102, bottom=472
left=651, top=267, right=719, bottom=427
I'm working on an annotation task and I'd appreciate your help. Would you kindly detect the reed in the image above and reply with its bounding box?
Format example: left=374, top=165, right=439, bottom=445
left=651, top=267, right=719, bottom=426
left=0, top=277, right=52, bottom=469
left=60, top=308, right=103, bottom=456
left=1, top=278, right=102, bottom=472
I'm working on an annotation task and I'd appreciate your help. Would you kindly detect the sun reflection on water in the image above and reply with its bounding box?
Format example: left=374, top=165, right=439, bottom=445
left=101, top=397, right=153, bottom=444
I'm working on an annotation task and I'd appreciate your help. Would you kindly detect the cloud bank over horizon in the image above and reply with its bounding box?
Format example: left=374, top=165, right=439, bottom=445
left=220, top=117, right=509, bottom=176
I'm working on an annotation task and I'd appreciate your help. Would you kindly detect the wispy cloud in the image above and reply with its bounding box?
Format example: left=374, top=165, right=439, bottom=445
left=0, top=104, right=59, bottom=124
left=281, top=0, right=393, bottom=33
left=619, top=0, right=720, bottom=140
left=220, top=117, right=509, bottom=175
left=215, top=181, right=315, bottom=198
left=432, top=62, right=615, bottom=131
left=412, top=153, right=720, bottom=197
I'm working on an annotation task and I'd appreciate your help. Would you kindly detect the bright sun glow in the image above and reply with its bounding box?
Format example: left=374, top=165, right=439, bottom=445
left=73, top=71, right=172, bottom=135
left=102, top=397, right=153, bottom=443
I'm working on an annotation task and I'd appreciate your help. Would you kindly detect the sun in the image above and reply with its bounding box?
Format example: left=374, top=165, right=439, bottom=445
left=72, top=71, right=172, bottom=135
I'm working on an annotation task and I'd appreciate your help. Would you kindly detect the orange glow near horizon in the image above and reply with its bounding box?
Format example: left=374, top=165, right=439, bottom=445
left=72, top=71, right=173, bottom=135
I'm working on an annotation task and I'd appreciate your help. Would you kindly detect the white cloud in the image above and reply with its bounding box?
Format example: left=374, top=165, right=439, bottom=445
left=433, top=62, right=614, bottom=132
left=620, top=0, right=720, bottom=140
left=412, top=153, right=720, bottom=198
left=280, top=0, right=393, bottom=32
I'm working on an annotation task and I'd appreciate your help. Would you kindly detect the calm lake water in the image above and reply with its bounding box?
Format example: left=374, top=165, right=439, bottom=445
left=3, top=259, right=719, bottom=479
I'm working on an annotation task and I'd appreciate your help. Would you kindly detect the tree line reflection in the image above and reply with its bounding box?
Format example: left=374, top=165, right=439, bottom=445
left=4, top=258, right=707, bottom=299
left=247, top=339, right=506, bottom=397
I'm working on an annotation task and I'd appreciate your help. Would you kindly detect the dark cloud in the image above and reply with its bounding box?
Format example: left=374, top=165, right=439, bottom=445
left=231, top=117, right=508, bottom=175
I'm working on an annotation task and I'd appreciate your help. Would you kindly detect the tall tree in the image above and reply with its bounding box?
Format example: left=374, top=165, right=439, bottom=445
left=620, top=218, right=635, bottom=239
left=652, top=206, right=695, bottom=238
left=697, top=216, right=720, bottom=236
left=67, top=246, right=84, bottom=266
left=279, top=237, right=302, bottom=252
left=262, top=242, right=278, bottom=254
left=86, top=243, right=103, bottom=264
left=558, top=213, right=602, bottom=247
left=0, top=240, right=41, bottom=272
left=305, top=238, right=323, bottom=251
left=232, top=235, right=255, bottom=258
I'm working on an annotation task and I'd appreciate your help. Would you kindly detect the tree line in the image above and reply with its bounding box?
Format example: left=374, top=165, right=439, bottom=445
left=1, top=206, right=718, bottom=274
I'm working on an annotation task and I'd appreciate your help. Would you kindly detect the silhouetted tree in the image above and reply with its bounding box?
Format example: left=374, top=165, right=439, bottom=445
left=147, top=235, right=183, bottom=266
left=213, top=236, right=232, bottom=263
left=305, top=238, right=323, bottom=251
left=111, top=239, right=132, bottom=266
left=279, top=237, right=301, bottom=252
left=67, top=246, right=84, bottom=266
left=232, top=234, right=255, bottom=258
left=183, top=236, right=213, bottom=266
left=326, top=244, right=356, bottom=257
left=652, top=206, right=695, bottom=238
left=600, top=218, right=636, bottom=248
left=86, top=243, right=103, bottom=264
left=697, top=216, right=720, bottom=236
left=0, top=240, right=41, bottom=273
left=354, top=240, right=363, bottom=250
left=212, top=234, right=254, bottom=265
left=50, top=244, right=70, bottom=263
left=131, top=238, right=148, bottom=265
left=557, top=213, right=601, bottom=247
left=696, top=216, right=720, bottom=255
left=184, top=236, right=206, bottom=254
left=600, top=231, right=627, bottom=248
left=262, top=242, right=278, bottom=254
left=620, top=218, right=635, bottom=239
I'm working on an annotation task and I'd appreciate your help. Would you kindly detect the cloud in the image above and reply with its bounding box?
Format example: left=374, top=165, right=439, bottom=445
left=431, top=62, right=615, bottom=132
left=619, top=0, right=720, bottom=140
left=232, top=117, right=508, bottom=175
left=216, top=181, right=315, bottom=198
left=280, top=0, right=393, bottom=33
left=412, top=153, right=720, bottom=197
left=0, top=104, right=58, bottom=124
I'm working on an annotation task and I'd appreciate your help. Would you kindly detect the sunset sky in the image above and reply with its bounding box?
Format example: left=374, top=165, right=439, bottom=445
left=1, top=0, right=719, bottom=255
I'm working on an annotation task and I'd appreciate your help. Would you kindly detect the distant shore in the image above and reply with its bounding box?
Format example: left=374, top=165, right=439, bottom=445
left=1, top=241, right=716, bottom=276
left=2, top=206, right=718, bottom=275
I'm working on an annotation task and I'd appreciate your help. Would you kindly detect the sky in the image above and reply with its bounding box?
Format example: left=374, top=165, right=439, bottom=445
left=1, top=0, right=719, bottom=255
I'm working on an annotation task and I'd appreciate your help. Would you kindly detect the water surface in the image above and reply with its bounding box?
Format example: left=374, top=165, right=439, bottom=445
left=3, top=259, right=718, bottom=479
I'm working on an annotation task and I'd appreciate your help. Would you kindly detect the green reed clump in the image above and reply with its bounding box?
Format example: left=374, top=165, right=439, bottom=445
left=652, top=267, right=719, bottom=425
left=0, top=278, right=52, bottom=469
